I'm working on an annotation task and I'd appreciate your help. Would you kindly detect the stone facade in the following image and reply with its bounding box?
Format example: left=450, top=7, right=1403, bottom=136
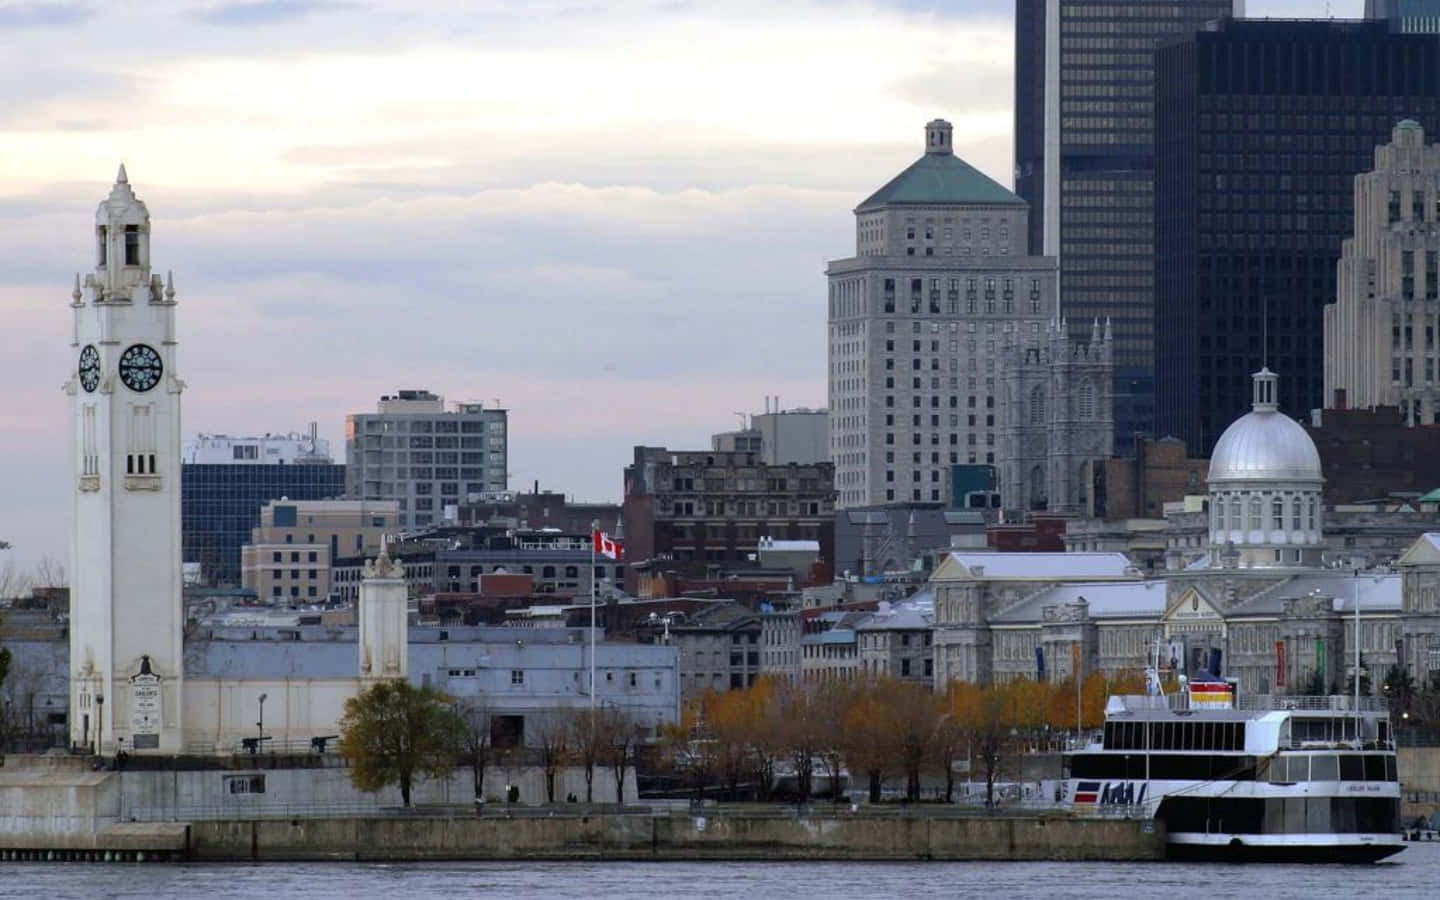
left=68, top=167, right=186, bottom=754
left=827, top=119, right=1059, bottom=508
left=1326, top=120, right=1440, bottom=422
left=855, top=601, right=934, bottom=683
left=1001, top=317, right=1115, bottom=514
left=760, top=608, right=802, bottom=683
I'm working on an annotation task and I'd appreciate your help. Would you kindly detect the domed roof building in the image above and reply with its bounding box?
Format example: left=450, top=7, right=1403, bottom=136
left=1206, top=369, right=1324, bottom=568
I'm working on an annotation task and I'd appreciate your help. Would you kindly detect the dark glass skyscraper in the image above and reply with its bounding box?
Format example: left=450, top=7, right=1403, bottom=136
left=1014, top=0, right=1237, bottom=452
left=182, top=462, right=346, bottom=585
left=1154, top=19, right=1440, bottom=453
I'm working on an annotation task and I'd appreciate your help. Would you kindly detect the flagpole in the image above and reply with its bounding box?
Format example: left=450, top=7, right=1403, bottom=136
left=591, top=519, right=598, bottom=711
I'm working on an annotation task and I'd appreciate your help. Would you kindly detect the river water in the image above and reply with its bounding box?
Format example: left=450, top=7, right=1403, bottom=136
left=11, top=841, right=1440, bottom=899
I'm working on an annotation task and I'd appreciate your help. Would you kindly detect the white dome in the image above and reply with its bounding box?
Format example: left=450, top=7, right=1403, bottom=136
left=1207, top=369, right=1322, bottom=485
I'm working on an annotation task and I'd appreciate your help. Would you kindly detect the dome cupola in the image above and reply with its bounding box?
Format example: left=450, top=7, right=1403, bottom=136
left=1206, top=369, right=1324, bottom=569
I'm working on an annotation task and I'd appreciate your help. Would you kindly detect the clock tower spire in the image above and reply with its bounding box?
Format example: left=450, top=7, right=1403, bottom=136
left=67, top=166, right=184, bottom=754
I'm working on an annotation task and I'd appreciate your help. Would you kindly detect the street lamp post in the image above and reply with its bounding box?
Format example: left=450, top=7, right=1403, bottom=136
left=258, top=692, right=268, bottom=752
left=95, top=694, right=104, bottom=756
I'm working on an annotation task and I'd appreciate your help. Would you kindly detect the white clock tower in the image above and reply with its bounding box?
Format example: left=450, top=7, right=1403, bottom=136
left=66, top=166, right=185, bottom=754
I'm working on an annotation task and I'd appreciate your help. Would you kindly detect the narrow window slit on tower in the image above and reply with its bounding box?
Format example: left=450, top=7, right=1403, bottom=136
left=125, top=225, right=140, bottom=266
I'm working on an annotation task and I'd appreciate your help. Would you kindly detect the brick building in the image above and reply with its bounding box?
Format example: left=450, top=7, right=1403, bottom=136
left=1089, top=437, right=1209, bottom=520
left=458, top=489, right=619, bottom=535
left=1306, top=406, right=1440, bottom=503
left=621, top=446, right=835, bottom=593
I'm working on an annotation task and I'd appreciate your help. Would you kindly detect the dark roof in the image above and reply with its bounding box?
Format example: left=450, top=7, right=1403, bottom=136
left=857, top=151, right=1025, bottom=212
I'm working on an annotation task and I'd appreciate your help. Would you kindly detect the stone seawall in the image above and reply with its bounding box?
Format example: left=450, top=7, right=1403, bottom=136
left=188, top=813, right=1165, bottom=862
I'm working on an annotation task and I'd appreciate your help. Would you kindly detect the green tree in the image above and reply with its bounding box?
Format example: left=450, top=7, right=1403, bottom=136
left=338, top=680, right=461, bottom=807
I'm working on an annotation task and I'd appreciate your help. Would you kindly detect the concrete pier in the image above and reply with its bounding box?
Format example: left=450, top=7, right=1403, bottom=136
left=186, top=812, right=1165, bottom=862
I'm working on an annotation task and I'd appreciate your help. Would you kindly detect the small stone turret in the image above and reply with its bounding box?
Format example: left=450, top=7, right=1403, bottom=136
left=358, top=538, right=408, bottom=679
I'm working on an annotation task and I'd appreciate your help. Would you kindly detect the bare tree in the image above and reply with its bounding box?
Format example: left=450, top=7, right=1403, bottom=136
left=532, top=711, right=571, bottom=804
left=568, top=707, right=605, bottom=803
left=813, top=682, right=853, bottom=802
left=32, top=557, right=66, bottom=590
left=3, top=657, right=46, bottom=739
left=457, top=699, right=494, bottom=802
left=601, top=709, right=640, bottom=805
left=775, top=685, right=820, bottom=802
left=0, top=563, right=29, bottom=601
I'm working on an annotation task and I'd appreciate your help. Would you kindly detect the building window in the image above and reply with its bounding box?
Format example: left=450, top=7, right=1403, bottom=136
left=510, top=670, right=524, bottom=685
left=1078, top=380, right=1095, bottom=419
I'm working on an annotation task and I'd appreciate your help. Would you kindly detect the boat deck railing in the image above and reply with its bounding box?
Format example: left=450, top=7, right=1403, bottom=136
left=1111, top=694, right=1386, bottom=714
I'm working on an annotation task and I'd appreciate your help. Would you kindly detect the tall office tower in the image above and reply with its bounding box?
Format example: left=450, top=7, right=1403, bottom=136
left=1154, top=19, right=1440, bottom=454
left=1367, top=0, right=1440, bottom=32
left=1014, top=0, right=1239, bottom=451
left=1325, top=121, right=1440, bottom=424
left=827, top=120, right=1059, bottom=508
left=345, top=390, right=508, bottom=530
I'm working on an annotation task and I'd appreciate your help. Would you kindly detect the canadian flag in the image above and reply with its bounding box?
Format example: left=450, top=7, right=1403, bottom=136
left=593, top=529, right=624, bottom=560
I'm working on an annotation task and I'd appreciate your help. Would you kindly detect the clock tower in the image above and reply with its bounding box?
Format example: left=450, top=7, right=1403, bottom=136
left=66, top=165, right=185, bottom=754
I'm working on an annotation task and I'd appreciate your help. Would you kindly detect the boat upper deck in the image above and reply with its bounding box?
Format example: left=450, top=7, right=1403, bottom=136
left=1106, top=693, right=1388, bottom=720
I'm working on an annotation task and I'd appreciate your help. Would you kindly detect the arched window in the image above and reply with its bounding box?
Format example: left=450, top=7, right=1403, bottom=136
left=1291, top=497, right=1303, bottom=531
left=1271, top=496, right=1284, bottom=531
left=1307, top=497, right=1317, bottom=531
left=1078, top=380, right=1096, bottom=418
left=1229, top=496, right=1241, bottom=531
left=1029, top=385, right=1046, bottom=424
left=1248, top=497, right=1262, bottom=531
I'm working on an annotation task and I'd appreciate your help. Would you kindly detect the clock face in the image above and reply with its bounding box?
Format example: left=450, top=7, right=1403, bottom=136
left=118, top=344, right=163, bottom=393
left=78, top=345, right=100, bottom=393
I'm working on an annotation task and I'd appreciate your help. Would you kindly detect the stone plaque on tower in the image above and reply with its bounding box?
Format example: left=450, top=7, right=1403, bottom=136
left=130, top=655, right=162, bottom=750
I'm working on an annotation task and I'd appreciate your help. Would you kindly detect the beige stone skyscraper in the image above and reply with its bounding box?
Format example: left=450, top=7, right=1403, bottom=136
left=827, top=120, right=1112, bottom=513
left=1325, top=120, right=1440, bottom=424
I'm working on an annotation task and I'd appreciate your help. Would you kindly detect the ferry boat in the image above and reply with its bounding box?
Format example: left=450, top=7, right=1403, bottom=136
left=1063, top=677, right=1403, bottom=862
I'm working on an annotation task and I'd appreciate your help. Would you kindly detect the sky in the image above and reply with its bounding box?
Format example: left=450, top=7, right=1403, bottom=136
left=0, top=0, right=1359, bottom=573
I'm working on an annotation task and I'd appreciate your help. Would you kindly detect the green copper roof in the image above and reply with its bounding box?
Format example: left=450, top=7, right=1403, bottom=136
left=1420, top=488, right=1440, bottom=502
left=857, top=150, right=1025, bottom=212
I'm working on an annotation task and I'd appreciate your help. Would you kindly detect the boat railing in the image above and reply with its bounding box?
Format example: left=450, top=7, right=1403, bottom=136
left=1236, top=695, right=1387, bottom=713
left=1109, top=694, right=1386, bottom=714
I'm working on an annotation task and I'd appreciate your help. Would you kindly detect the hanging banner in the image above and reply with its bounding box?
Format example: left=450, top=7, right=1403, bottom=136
left=1316, top=638, right=1327, bottom=684
left=1275, top=640, right=1286, bottom=689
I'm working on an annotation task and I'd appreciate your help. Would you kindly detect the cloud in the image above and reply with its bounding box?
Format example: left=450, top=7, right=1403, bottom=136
left=4, top=0, right=1341, bottom=570
left=0, top=2, right=91, bottom=27
left=195, top=0, right=359, bottom=26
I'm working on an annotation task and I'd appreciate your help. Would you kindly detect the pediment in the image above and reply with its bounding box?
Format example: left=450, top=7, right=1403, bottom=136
left=1397, top=534, right=1440, bottom=568
left=1163, top=587, right=1224, bottom=625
